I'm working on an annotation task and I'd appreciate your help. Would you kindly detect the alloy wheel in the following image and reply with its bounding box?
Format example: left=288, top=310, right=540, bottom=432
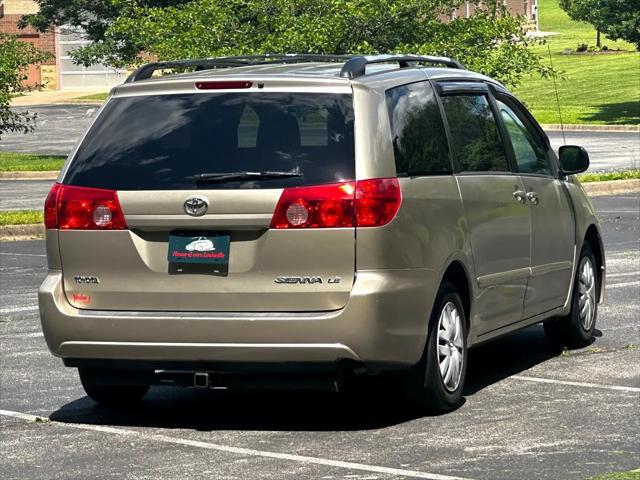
left=436, top=302, right=464, bottom=392
left=578, top=256, right=597, bottom=331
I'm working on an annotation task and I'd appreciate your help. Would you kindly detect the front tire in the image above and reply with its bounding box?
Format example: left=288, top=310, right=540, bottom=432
left=402, top=282, right=468, bottom=413
left=544, top=242, right=598, bottom=350
left=79, top=370, right=149, bottom=408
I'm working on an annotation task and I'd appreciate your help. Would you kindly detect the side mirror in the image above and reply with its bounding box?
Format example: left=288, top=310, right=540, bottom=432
left=558, top=145, right=590, bottom=174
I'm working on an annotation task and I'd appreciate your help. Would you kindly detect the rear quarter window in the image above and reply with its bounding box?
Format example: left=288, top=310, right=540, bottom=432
left=385, top=81, right=452, bottom=176
left=64, top=93, right=355, bottom=190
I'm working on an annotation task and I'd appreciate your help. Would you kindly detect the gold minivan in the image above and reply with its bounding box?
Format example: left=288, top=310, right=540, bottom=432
left=39, top=54, right=605, bottom=412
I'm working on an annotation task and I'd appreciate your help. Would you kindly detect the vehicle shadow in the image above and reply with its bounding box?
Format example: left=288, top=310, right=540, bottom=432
left=464, top=324, right=557, bottom=395
left=49, top=324, right=579, bottom=431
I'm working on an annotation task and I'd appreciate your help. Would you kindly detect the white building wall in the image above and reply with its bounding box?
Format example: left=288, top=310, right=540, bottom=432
left=58, top=27, right=128, bottom=89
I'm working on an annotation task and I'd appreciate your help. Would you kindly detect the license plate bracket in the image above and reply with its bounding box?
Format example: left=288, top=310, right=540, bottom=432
left=168, top=232, right=230, bottom=276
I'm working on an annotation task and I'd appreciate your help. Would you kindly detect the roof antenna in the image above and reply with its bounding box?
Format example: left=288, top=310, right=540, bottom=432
left=547, top=43, right=566, bottom=146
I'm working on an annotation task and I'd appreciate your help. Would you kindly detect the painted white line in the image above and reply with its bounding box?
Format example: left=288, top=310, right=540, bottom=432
left=0, top=410, right=42, bottom=422
left=3, top=350, right=48, bottom=358
left=0, top=332, right=43, bottom=339
left=0, top=267, right=42, bottom=273
left=0, top=409, right=470, bottom=480
left=0, top=305, right=39, bottom=314
left=607, top=280, right=640, bottom=289
left=606, top=271, right=640, bottom=278
left=512, top=375, right=640, bottom=393
left=0, top=252, right=46, bottom=257
left=596, top=210, right=640, bottom=213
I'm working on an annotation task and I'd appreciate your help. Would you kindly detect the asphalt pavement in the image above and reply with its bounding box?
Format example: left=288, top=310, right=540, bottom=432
left=0, top=104, right=638, bottom=171
left=0, top=193, right=638, bottom=480
left=0, top=180, right=53, bottom=211
left=548, top=130, right=639, bottom=172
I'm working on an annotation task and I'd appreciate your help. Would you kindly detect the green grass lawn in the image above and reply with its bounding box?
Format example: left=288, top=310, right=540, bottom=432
left=513, top=0, right=640, bottom=125
left=588, top=470, right=640, bottom=480
left=0, top=210, right=43, bottom=226
left=578, top=170, right=640, bottom=183
left=0, top=152, right=65, bottom=171
left=74, top=92, right=108, bottom=101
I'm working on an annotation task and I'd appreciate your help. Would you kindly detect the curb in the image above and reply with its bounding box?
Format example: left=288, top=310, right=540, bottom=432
left=581, top=179, right=640, bottom=196
left=0, top=171, right=59, bottom=180
left=0, top=223, right=44, bottom=241
left=10, top=100, right=104, bottom=107
left=541, top=124, right=640, bottom=133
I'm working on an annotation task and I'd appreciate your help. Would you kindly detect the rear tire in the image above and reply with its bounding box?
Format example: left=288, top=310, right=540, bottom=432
left=401, top=282, right=468, bottom=413
left=544, top=242, right=598, bottom=350
left=79, top=370, right=149, bottom=407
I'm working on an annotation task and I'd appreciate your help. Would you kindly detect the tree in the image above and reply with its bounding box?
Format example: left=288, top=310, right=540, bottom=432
left=560, top=0, right=640, bottom=49
left=21, top=0, right=553, bottom=87
left=18, top=1, right=194, bottom=66
left=0, top=33, right=52, bottom=139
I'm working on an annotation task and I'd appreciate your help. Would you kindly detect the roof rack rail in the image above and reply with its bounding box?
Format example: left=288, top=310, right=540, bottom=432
left=125, top=54, right=352, bottom=83
left=339, top=55, right=464, bottom=79
left=124, top=53, right=464, bottom=83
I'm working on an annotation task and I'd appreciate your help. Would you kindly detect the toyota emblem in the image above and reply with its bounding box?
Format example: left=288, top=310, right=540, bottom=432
left=184, top=196, right=209, bottom=217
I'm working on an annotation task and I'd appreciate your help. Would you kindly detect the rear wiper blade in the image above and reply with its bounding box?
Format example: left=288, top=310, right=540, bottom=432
left=193, top=171, right=303, bottom=183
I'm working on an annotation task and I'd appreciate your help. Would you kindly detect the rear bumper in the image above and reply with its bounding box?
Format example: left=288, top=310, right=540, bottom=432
left=39, top=268, right=438, bottom=367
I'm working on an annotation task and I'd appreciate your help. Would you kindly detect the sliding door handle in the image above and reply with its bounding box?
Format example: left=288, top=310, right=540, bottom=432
left=526, top=192, right=539, bottom=205
left=513, top=190, right=526, bottom=204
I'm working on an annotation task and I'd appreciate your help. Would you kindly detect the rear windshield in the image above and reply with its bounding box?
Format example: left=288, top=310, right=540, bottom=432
left=64, top=93, right=355, bottom=190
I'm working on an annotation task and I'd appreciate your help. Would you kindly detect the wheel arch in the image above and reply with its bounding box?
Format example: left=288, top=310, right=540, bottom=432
left=439, top=260, right=472, bottom=332
left=583, top=223, right=605, bottom=303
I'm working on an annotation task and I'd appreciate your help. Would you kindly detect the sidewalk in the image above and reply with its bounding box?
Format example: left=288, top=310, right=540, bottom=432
left=11, top=89, right=106, bottom=106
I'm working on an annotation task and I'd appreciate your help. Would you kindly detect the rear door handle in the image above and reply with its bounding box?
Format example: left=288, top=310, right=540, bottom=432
left=513, top=190, right=526, bottom=204
left=526, top=192, right=539, bottom=205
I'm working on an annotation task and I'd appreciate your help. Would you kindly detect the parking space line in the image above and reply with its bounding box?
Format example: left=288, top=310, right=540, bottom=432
left=0, top=252, right=46, bottom=257
left=0, top=267, right=42, bottom=273
left=595, top=210, right=640, bottom=214
left=3, top=350, right=49, bottom=358
left=0, top=409, right=470, bottom=480
left=0, top=332, right=43, bottom=339
left=607, top=281, right=640, bottom=289
left=512, top=375, right=640, bottom=393
left=0, top=305, right=39, bottom=314
left=606, top=271, right=640, bottom=278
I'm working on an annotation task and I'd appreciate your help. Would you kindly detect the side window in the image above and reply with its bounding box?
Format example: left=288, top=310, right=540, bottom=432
left=385, top=81, right=451, bottom=175
left=440, top=94, right=509, bottom=172
left=495, top=99, right=551, bottom=176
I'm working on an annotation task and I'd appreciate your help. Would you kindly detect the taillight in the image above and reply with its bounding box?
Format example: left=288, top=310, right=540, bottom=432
left=271, top=182, right=356, bottom=229
left=44, top=182, right=61, bottom=229
left=270, top=178, right=401, bottom=229
left=355, top=178, right=402, bottom=227
left=43, top=183, right=127, bottom=230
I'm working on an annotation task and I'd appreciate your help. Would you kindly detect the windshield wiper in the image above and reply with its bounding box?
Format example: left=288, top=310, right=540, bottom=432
left=193, top=170, right=303, bottom=183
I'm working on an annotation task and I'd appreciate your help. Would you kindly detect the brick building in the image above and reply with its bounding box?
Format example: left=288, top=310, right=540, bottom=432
left=452, top=1, right=539, bottom=30
left=0, top=0, right=126, bottom=90
left=0, top=0, right=58, bottom=88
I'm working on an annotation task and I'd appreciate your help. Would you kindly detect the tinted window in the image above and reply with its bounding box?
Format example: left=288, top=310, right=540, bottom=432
left=496, top=99, right=550, bottom=176
left=440, top=94, right=508, bottom=172
left=64, top=93, right=354, bottom=190
left=385, top=81, right=451, bottom=175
